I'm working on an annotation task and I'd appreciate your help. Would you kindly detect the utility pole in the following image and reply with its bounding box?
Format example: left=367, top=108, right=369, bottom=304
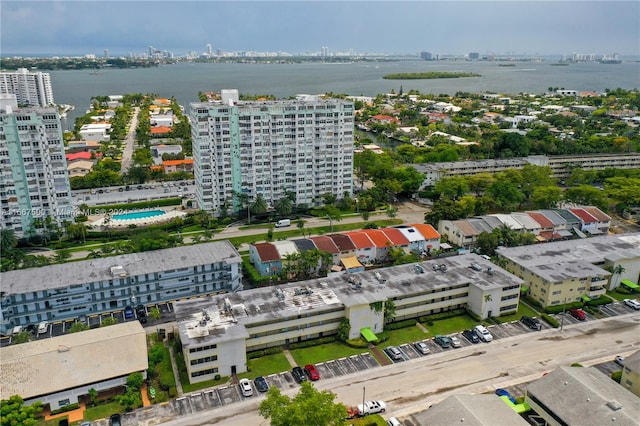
left=362, top=386, right=366, bottom=416
left=560, top=297, right=567, bottom=331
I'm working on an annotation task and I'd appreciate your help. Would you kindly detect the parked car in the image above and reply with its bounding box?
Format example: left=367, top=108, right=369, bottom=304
left=414, top=341, right=430, bottom=355
left=623, top=299, right=640, bottom=310
left=449, top=336, right=462, bottom=348
left=387, top=417, right=402, bottom=426
left=124, top=306, right=134, bottom=319
left=109, top=414, right=121, bottom=426
left=434, top=335, right=452, bottom=348
left=357, top=400, right=386, bottom=416
left=304, top=364, right=320, bottom=381
left=238, top=378, right=253, bottom=397
left=77, top=314, right=88, bottom=325
left=37, top=321, right=49, bottom=334
left=521, top=316, right=542, bottom=330
left=136, top=305, right=147, bottom=323
left=474, top=325, right=493, bottom=342
left=254, top=376, right=269, bottom=392
left=462, top=329, right=480, bottom=344
left=291, top=366, right=307, bottom=383
left=386, top=346, right=403, bottom=360
left=615, top=356, right=625, bottom=366
left=569, top=308, right=586, bottom=321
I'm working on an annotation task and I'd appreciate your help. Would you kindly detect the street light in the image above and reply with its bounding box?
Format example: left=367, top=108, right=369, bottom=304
left=560, top=297, right=567, bottom=331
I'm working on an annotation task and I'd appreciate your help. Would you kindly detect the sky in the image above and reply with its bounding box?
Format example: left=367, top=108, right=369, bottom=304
left=1, top=1, right=639, bottom=57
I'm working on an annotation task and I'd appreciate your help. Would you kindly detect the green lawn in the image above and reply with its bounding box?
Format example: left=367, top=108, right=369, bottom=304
left=607, top=290, right=635, bottom=302
left=290, top=342, right=371, bottom=366
left=82, top=401, right=122, bottom=421
left=379, top=325, right=429, bottom=348
left=239, top=352, right=292, bottom=379
left=497, top=302, right=540, bottom=323
left=420, top=314, right=480, bottom=337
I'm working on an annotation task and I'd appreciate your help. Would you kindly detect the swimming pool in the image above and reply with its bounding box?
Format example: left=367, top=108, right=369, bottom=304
left=112, top=209, right=166, bottom=220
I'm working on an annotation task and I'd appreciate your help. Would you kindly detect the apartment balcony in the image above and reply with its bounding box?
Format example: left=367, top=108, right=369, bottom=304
left=587, top=286, right=606, bottom=299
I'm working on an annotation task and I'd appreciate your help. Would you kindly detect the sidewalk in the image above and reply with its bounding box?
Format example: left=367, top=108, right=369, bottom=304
left=167, top=342, right=184, bottom=397
left=43, top=400, right=86, bottom=423
left=283, top=349, right=297, bottom=367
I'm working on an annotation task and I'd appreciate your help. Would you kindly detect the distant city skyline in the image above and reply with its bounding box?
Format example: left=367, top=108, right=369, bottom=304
left=1, top=1, right=639, bottom=57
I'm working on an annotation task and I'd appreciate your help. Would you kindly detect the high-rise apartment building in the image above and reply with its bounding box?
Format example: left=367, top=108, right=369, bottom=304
left=0, top=95, right=74, bottom=237
left=0, top=68, right=55, bottom=107
left=190, top=92, right=354, bottom=213
left=420, top=51, right=434, bottom=61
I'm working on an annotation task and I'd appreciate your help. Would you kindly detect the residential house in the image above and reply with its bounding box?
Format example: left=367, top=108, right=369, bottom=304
left=249, top=242, right=282, bottom=277
left=163, top=159, right=193, bottom=173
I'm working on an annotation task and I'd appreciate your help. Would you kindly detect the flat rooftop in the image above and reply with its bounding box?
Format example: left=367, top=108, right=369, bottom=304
left=410, top=394, right=529, bottom=425
left=2, top=241, right=240, bottom=294
left=527, top=366, right=640, bottom=425
left=496, top=233, right=640, bottom=268
left=0, top=322, right=147, bottom=400
left=175, top=254, right=523, bottom=346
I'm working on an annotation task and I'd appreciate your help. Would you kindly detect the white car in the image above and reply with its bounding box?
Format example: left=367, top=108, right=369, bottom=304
left=37, top=321, right=49, bottom=334
left=623, top=299, right=640, bottom=310
left=238, top=378, right=253, bottom=397
left=450, top=336, right=462, bottom=348
left=474, top=325, right=493, bottom=342
left=357, top=400, right=386, bottom=416
left=414, top=341, right=430, bottom=355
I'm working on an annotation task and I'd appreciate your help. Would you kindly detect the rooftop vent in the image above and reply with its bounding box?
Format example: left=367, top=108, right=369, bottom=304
left=375, top=272, right=387, bottom=282
left=110, top=265, right=128, bottom=277
left=415, top=265, right=425, bottom=274
left=470, top=263, right=482, bottom=271
left=275, top=287, right=285, bottom=301
left=439, top=264, right=447, bottom=272
left=487, top=267, right=494, bottom=275
left=606, top=400, right=622, bottom=411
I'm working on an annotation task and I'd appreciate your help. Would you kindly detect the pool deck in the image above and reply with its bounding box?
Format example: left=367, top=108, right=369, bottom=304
left=90, top=209, right=187, bottom=228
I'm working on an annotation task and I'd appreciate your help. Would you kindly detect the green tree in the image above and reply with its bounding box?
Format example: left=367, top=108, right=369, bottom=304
left=68, top=322, right=89, bottom=333
left=100, top=317, right=119, bottom=327
left=250, top=194, right=268, bottom=217
left=325, top=205, right=342, bottom=232
left=336, top=318, right=350, bottom=342
left=0, top=229, right=18, bottom=253
left=126, top=372, right=145, bottom=390
left=12, top=331, right=33, bottom=344
left=259, top=381, right=347, bottom=426
left=296, top=219, right=306, bottom=237
left=88, top=388, right=98, bottom=406
left=531, top=186, right=564, bottom=209
left=53, top=249, right=72, bottom=264
left=274, top=197, right=293, bottom=217
left=149, top=307, right=162, bottom=320
left=565, top=185, right=609, bottom=211
left=0, top=395, right=42, bottom=426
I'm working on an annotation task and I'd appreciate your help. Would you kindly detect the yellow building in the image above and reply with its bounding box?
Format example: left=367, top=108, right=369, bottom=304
left=621, top=350, right=640, bottom=398
left=497, top=234, right=640, bottom=308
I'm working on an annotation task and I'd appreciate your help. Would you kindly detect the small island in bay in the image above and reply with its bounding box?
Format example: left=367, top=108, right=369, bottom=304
left=383, top=71, right=481, bottom=80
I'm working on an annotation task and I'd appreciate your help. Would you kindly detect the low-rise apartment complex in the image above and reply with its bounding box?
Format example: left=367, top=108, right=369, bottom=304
left=415, top=153, right=640, bottom=186
left=496, top=233, right=640, bottom=308
left=0, top=241, right=242, bottom=334
left=0, top=322, right=147, bottom=411
left=175, top=253, right=523, bottom=383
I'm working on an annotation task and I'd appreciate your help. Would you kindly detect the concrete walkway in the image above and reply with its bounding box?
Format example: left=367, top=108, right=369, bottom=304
left=167, top=342, right=184, bottom=397
left=416, top=321, right=429, bottom=333
left=140, top=382, right=152, bottom=407
left=44, top=400, right=86, bottom=423
left=283, top=349, right=297, bottom=367
left=368, top=343, right=392, bottom=366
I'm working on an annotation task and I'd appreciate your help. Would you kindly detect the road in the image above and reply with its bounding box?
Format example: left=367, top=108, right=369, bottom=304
left=120, top=106, right=140, bottom=173
left=156, top=312, right=640, bottom=426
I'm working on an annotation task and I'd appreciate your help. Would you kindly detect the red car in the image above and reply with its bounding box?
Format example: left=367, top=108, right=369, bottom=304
left=304, top=364, right=320, bottom=381
left=569, top=308, right=586, bottom=321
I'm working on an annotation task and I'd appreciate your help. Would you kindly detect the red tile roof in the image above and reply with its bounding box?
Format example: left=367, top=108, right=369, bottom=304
left=360, top=229, right=393, bottom=248
left=381, top=228, right=410, bottom=245
left=582, top=207, right=611, bottom=222
left=410, top=223, right=440, bottom=240
left=345, top=231, right=374, bottom=249
left=328, top=234, right=356, bottom=251
left=163, top=159, right=194, bottom=166
left=526, top=212, right=554, bottom=229
left=309, top=236, right=340, bottom=254
left=569, top=208, right=598, bottom=224
left=253, top=242, right=280, bottom=262
left=151, top=126, right=172, bottom=135
left=66, top=151, right=92, bottom=161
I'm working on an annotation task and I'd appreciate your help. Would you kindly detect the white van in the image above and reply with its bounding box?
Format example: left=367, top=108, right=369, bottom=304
left=474, top=325, right=493, bottom=342
left=275, top=219, right=291, bottom=228
left=37, top=321, right=49, bottom=334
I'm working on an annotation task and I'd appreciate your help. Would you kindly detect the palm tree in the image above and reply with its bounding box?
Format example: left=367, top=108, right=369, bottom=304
left=86, top=249, right=102, bottom=259
left=611, top=265, right=626, bottom=288
left=250, top=193, right=268, bottom=217
left=234, top=191, right=251, bottom=223
left=0, top=229, right=18, bottom=253
left=275, top=197, right=293, bottom=218
left=54, top=249, right=72, bottom=263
